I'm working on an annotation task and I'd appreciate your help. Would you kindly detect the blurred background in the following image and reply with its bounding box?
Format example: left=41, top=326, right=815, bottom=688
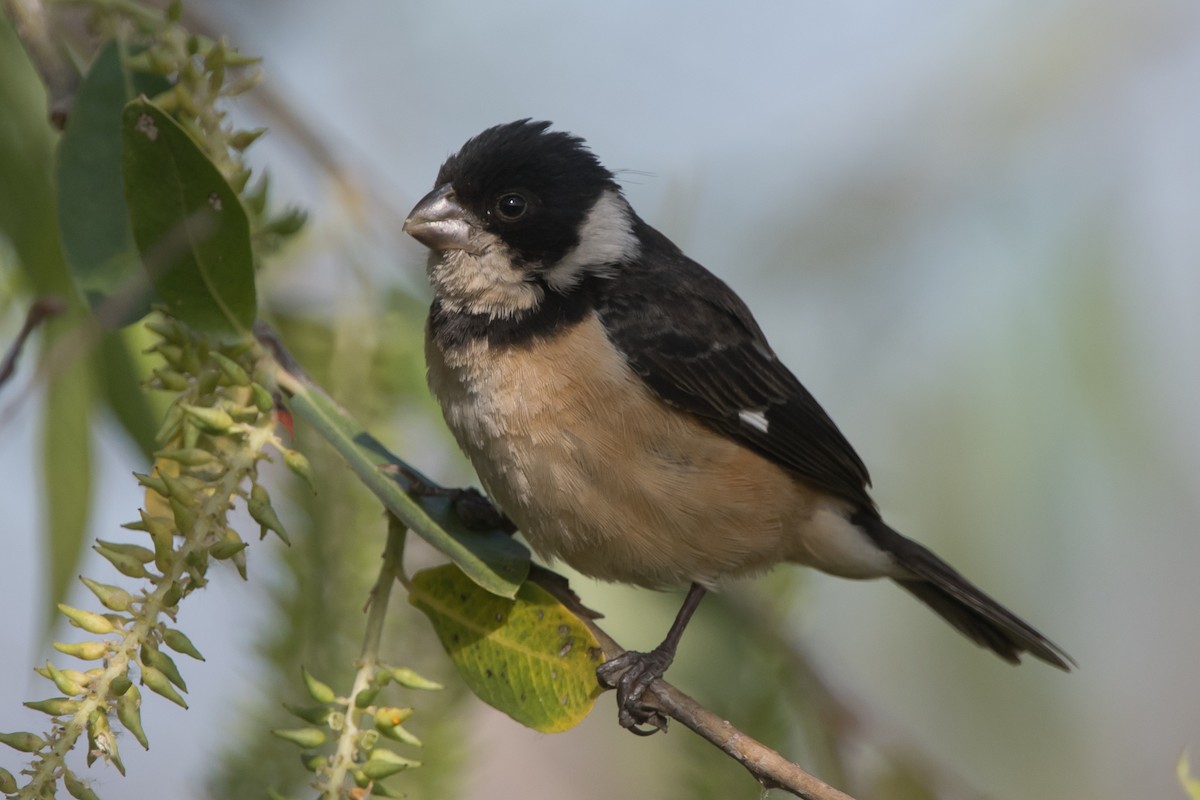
left=2, top=1, right=1199, bottom=798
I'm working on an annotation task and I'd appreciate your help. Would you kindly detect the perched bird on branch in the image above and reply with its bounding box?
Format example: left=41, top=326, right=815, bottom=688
left=405, top=120, right=1073, bottom=733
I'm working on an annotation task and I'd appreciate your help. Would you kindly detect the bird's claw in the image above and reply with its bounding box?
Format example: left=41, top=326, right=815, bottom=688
left=596, top=649, right=673, bottom=734
left=383, top=464, right=516, bottom=533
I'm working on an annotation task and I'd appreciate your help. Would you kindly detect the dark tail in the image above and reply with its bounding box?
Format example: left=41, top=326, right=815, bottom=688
left=857, top=514, right=1075, bottom=671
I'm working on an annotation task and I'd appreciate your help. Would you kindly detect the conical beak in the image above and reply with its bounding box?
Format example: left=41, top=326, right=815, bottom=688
left=403, top=184, right=472, bottom=251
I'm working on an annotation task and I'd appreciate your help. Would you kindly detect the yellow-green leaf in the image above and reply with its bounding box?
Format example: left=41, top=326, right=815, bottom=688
left=1180, top=751, right=1200, bottom=800
left=409, top=565, right=603, bottom=732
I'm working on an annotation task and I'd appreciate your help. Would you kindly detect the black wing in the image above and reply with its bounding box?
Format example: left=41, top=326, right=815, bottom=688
left=596, top=222, right=875, bottom=512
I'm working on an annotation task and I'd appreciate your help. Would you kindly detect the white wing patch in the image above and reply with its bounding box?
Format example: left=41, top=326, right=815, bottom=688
left=738, top=409, right=770, bottom=434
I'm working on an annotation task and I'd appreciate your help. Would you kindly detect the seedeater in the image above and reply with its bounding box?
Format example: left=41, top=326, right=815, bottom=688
left=404, top=120, right=1072, bottom=732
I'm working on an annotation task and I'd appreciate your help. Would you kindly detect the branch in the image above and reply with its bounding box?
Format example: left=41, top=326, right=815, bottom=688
left=0, top=295, right=66, bottom=392
left=534, top=573, right=856, bottom=800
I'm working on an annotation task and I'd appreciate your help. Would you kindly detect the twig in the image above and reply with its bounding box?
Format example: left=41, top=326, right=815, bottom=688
left=535, top=575, right=856, bottom=800
left=0, top=295, right=66, bottom=391
left=317, top=517, right=407, bottom=798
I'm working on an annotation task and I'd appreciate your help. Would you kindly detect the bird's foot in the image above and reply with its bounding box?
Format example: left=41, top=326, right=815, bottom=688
left=383, top=464, right=516, bottom=533
left=446, top=486, right=516, bottom=533
left=596, top=648, right=675, bottom=735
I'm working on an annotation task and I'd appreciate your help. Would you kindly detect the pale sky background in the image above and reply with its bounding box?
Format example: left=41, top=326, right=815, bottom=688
left=3, top=1, right=1200, bottom=798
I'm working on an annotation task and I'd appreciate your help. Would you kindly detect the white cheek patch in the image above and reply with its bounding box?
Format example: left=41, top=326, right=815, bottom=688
left=544, top=190, right=639, bottom=292
left=738, top=409, right=770, bottom=434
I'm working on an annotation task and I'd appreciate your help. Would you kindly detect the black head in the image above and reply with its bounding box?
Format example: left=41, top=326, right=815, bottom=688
left=429, top=119, right=620, bottom=266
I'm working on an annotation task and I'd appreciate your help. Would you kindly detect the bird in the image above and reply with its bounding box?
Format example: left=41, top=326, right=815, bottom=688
left=403, top=119, right=1073, bottom=733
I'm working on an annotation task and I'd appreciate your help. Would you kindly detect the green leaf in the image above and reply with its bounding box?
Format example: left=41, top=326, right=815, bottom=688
left=42, top=350, right=93, bottom=634
left=56, top=41, right=168, bottom=324
left=121, top=97, right=256, bottom=341
left=281, top=376, right=529, bottom=597
left=0, top=12, right=65, bottom=295
left=409, top=565, right=603, bottom=732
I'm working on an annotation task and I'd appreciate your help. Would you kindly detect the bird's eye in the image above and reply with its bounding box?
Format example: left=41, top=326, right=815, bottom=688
left=494, top=192, right=529, bottom=221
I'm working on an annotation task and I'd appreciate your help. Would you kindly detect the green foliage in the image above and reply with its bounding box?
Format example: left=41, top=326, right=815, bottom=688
left=56, top=40, right=167, bottom=323
left=409, top=564, right=604, bottom=733
left=121, top=98, right=256, bottom=340
left=4, top=317, right=290, bottom=797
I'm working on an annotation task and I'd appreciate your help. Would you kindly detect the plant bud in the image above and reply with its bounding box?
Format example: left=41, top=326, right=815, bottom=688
left=169, top=496, right=197, bottom=535
left=93, top=544, right=150, bottom=579
left=0, top=730, right=46, bottom=753
left=142, top=646, right=187, bottom=692
left=152, top=367, right=189, bottom=392
left=24, top=697, right=81, bottom=716
left=79, top=577, right=134, bottom=612
left=230, top=128, right=267, bottom=152
left=283, top=703, right=330, bottom=726
left=116, top=684, right=149, bottom=750
left=64, top=769, right=101, bottom=800
left=247, top=484, right=290, bottom=544
left=378, top=722, right=422, bottom=748
left=369, top=782, right=406, bottom=799
left=135, top=470, right=170, bottom=501
left=94, top=540, right=155, bottom=563
left=391, top=668, right=444, bottom=691
left=300, top=752, right=325, bottom=773
left=110, top=674, right=132, bottom=695
left=210, top=351, right=250, bottom=385
left=159, top=473, right=197, bottom=506
left=196, top=368, right=221, bottom=397
left=251, top=382, right=274, bottom=412
left=41, top=662, right=85, bottom=695
left=301, top=667, right=335, bottom=704
left=162, top=627, right=205, bottom=661
left=53, top=641, right=110, bottom=660
left=210, top=530, right=248, bottom=561
left=181, top=404, right=234, bottom=433
left=283, top=449, right=313, bottom=491
left=0, top=767, right=16, bottom=793
left=360, top=749, right=420, bottom=780
left=161, top=583, right=183, bottom=608
left=353, top=686, right=378, bottom=709
left=373, top=707, right=414, bottom=731
left=141, top=665, right=188, bottom=708
left=144, top=316, right=182, bottom=341
left=271, top=727, right=326, bottom=749
left=153, top=344, right=185, bottom=368
left=58, top=604, right=115, bottom=635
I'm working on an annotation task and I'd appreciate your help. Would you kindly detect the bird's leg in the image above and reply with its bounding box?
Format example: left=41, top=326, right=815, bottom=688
left=596, top=582, right=707, bottom=734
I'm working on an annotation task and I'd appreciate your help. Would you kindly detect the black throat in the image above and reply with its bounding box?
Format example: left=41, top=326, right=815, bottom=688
left=429, top=274, right=606, bottom=351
